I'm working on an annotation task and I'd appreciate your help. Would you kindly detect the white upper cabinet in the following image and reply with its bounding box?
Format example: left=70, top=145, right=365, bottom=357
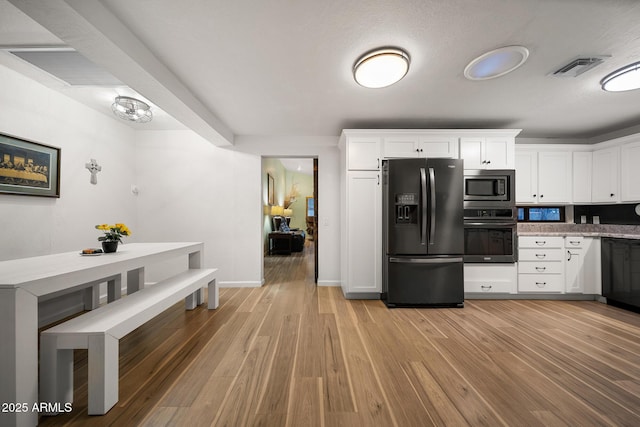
left=592, top=146, right=620, bottom=203
left=382, top=135, right=458, bottom=159
left=515, top=150, right=572, bottom=204
left=572, top=151, right=592, bottom=203
left=537, top=151, right=572, bottom=203
left=515, top=150, right=537, bottom=203
left=347, top=136, right=381, bottom=170
left=621, top=140, right=640, bottom=202
left=460, top=137, right=514, bottom=169
left=419, top=136, right=459, bottom=158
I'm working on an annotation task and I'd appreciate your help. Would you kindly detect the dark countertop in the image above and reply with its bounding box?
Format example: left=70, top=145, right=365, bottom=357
left=517, top=224, right=640, bottom=240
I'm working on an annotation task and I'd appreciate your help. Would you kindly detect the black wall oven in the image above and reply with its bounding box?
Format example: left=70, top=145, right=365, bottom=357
left=464, top=169, right=515, bottom=208
left=464, top=208, right=517, bottom=263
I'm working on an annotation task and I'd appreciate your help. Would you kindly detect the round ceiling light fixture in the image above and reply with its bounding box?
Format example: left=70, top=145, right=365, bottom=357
left=464, top=46, right=529, bottom=80
left=111, top=96, right=153, bottom=123
left=353, top=48, right=410, bottom=88
left=601, top=61, right=640, bottom=92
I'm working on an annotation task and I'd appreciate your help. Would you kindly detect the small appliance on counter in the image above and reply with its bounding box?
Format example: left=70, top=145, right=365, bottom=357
left=382, top=158, right=464, bottom=308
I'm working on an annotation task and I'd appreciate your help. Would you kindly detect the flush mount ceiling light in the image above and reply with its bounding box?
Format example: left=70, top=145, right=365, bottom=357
left=464, top=46, right=529, bottom=80
left=601, top=61, right=640, bottom=92
left=111, top=96, right=153, bottom=123
left=353, top=48, right=410, bottom=88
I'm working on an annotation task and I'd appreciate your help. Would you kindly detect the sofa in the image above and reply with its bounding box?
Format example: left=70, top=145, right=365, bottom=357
left=273, top=216, right=305, bottom=252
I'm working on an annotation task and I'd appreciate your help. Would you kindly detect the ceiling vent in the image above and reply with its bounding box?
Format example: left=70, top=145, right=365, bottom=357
left=5, top=47, right=123, bottom=86
left=552, top=56, right=609, bottom=78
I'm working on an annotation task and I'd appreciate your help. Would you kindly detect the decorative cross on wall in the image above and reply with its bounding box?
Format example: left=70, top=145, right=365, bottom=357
left=85, top=158, right=102, bottom=185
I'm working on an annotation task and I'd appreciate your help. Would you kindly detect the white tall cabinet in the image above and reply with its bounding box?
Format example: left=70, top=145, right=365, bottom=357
left=340, top=132, right=382, bottom=298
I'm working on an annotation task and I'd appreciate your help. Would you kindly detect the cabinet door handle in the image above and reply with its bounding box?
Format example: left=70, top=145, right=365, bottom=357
left=535, top=241, right=546, bottom=246
left=535, top=254, right=546, bottom=259
left=610, top=193, right=615, bottom=197
left=486, top=160, right=491, bottom=164
left=533, top=194, right=537, bottom=198
left=535, top=282, right=547, bottom=288
left=480, top=285, right=492, bottom=291
left=377, top=174, right=380, bottom=186
left=569, top=241, right=580, bottom=246
left=567, top=250, right=572, bottom=261
left=535, top=266, right=546, bottom=272
left=377, top=158, right=380, bottom=169
left=540, top=194, right=544, bottom=198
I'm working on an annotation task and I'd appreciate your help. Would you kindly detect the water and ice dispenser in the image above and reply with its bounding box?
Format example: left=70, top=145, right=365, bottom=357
left=395, top=193, right=418, bottom=224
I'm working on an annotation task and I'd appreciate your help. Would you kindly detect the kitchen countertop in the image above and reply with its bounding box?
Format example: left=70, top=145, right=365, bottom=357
left=517, top=223, right=640, bottom=240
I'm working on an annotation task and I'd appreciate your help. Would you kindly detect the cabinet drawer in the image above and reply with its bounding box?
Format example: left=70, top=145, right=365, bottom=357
left=519, top=236, right=564, bottom=248
left=564, top=236, right=584, bottom=248
left=518, top=274, right=564, bottom=293
left=518, top=262, right=564, bottom=274
left=519, top=248, right=563, bottom=262
left=465, top=280, right=514, bottom=293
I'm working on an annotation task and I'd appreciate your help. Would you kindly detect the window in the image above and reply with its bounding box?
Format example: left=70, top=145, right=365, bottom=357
left=517, top=206, right=565, bottom=222
left=306, top=197, right=314, bottom=218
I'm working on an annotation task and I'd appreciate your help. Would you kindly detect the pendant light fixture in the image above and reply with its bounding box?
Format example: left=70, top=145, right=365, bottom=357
left=353, top=48, right=410, bottom=88
left=111, top=96, right=153, bottom=123
left=601, top=61, right=640, bottom=92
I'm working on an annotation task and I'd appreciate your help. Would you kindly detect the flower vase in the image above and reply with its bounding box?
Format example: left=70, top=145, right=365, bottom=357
left=102, top=241, right=119, bottom=253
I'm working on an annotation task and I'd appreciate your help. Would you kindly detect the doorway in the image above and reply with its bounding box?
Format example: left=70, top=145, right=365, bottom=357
left=262, top=157, right=318, bottom=284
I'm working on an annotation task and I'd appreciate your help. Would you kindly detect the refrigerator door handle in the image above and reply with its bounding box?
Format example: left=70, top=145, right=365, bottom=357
left=429, top=167, right=436, bottom=245
left=420, top=167, right=427, bottom=245
left=389, top=257, right=464, bottom=264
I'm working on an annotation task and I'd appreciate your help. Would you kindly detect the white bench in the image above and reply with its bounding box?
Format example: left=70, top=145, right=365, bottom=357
left=40, top=268, right=218, bottom=416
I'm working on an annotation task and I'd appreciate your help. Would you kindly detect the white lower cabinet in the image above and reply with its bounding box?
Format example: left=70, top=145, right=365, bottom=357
left=516, top=235, right=601, bottom=296
left=565, top=236, right=585, bottom=293
left=464, top=264, right=517, bottom=294
left=518, top=236, right=564, bottom=293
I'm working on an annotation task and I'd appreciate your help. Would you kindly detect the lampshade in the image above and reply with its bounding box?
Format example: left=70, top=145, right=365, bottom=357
left=353, top=48, right=410, bottom=88
left=284, top=208, right=293, bottom=217
left=601, top=61, right=640, bottom=92
left=270, top=205, right=284, bottom=216
left=111, top=96, right=153, bottom=123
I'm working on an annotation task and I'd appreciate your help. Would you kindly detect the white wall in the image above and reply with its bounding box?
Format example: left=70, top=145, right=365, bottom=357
left=0, top=65, right=138, bottom=261
left=234, top=136, right=341, bottom=286
left=134, top=130, right=263, bottom=287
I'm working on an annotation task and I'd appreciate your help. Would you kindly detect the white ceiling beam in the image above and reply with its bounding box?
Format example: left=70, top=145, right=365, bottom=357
left=8, top=0, right=234, bottom=146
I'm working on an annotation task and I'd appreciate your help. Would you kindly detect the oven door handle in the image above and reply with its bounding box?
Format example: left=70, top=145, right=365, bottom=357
left=389, top=257, right=464, bottom=264
left=463, top=222, right=516, bottom=227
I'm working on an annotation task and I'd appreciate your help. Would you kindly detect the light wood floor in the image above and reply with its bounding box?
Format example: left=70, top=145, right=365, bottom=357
left=39, top=241, right=640, bottom=426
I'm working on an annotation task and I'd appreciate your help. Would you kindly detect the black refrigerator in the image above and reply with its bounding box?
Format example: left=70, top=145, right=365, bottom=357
left=382, top=158, right=464, bottom=308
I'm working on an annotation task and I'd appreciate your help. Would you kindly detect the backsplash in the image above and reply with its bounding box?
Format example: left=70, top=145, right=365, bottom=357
left=574, top=204, right=640, bottom=225
left=518, top=223, right=640, bottom=235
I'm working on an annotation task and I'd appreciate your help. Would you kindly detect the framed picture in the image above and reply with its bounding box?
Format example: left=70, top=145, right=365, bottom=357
left=0, top=133, right=61, bottom=197
left=267, top=173, right=275, bottom=205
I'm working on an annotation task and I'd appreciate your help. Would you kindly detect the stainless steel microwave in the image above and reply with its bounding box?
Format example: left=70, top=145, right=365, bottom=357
left=463, top=169, right=515, bottom=208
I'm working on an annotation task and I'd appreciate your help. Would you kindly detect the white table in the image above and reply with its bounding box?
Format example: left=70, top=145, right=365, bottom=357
left=0, top=242, right=204, bottom=427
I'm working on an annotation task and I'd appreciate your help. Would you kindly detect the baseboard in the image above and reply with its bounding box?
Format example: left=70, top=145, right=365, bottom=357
left=317, top=280, right=341, bottom=287
left=465, top=293, right=602, bottom=301
left=38, top=302, right=85, bottom=328
left=343, top=292, right=381, bottom=300
left=219, top=281, right=263, bottom=288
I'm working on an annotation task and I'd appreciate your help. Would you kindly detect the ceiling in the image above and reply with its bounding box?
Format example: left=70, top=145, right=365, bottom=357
left=3, top=0, right=640, bottom=146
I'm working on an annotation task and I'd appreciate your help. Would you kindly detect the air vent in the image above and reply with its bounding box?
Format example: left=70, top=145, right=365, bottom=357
left=552, top=56, right=609, bottom=78
left=6, top=48, right=122, bottom=86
